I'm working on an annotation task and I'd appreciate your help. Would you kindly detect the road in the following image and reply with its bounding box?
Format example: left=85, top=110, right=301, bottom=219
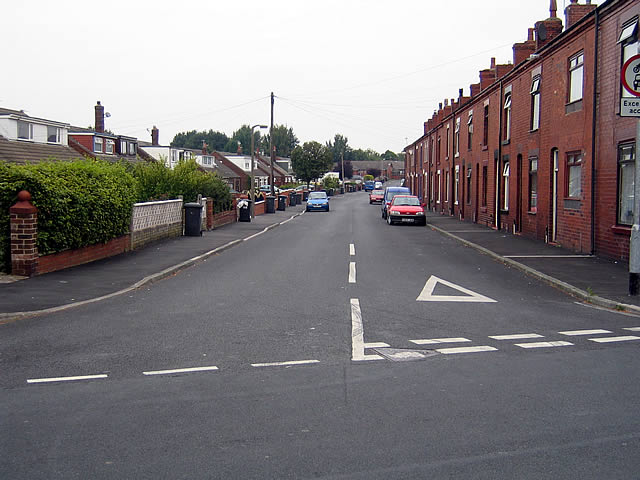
left=2, top=189, right=640, bottom=479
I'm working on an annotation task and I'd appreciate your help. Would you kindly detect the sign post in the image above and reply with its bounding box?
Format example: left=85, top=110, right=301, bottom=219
left=622, top=54, right=640, bottom=294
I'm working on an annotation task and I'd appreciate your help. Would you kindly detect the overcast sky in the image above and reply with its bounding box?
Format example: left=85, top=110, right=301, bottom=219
left=3, top=0, right=593, bottom=154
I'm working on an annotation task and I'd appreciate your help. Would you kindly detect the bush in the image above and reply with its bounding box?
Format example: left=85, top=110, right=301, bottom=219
left=0, top=160, right=138, bottom=272
left=322, top=176, right=340, bottom=190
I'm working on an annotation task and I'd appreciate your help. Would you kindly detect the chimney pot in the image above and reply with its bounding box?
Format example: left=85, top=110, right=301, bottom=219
left=490, top=57, right=496, bottom=68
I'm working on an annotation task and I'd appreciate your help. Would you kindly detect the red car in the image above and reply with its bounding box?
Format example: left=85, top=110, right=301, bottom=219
left=369, top=189, right=384, bottom=204
left=386, top=195, right=426, bottom=226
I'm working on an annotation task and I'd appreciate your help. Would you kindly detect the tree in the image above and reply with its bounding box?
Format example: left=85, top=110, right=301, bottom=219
left=367, top=168, right=381, bottom=178
left=291, top=141, right=333, bottom=186
left=333, top=160, right=353, bottom=179
left=382, top=150, right=399, bottom=161
left=171, top=130, right=229, bottom=151
left=261, top=124, right=299, bottom=157
left=326, top=134, right=353, bottom=163
left=222, top=125, right=262, bottom=155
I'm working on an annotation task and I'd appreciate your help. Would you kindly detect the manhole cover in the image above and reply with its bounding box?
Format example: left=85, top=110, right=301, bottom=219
left=372, top=348, right=439, bottom=362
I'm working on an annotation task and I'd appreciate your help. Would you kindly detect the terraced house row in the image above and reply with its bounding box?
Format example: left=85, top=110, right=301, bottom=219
left=404, top=0, right=639, bottom=261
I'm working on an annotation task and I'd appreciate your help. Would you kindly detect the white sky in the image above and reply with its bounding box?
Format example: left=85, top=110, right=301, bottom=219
left=2, top=0, right=593, bottom=153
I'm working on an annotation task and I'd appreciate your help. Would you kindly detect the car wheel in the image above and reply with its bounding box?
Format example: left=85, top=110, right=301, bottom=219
left=326, top=206, right=330, bottom=212
left=387, top=215, right=392, bottom=225
left=382, top=210, right=385, bottom=219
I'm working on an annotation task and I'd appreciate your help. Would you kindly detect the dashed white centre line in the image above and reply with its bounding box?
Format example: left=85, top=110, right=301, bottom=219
left=349, top=243, right=356, bottom=256
left=435, top=346, right=497, bottom=354
left=251, top=360, right=320, bottom=368
left=27, top=374, right=108, bottom=384
left=589, top=336, right=640, bottom=343
left=515, top=341, right=573, bottom=348
left=559, top=329, right=612, bottom=336
left=489, top=333, right=544, bottom=340
left=350, top=298, right=383, bottom=361
left=623, top=327, right=640, bottom=332
left=349, top=262, right=356, bottom=283
left=411, top=338, right=471, bottom=345
left=143, top=366, right=219, bottom=376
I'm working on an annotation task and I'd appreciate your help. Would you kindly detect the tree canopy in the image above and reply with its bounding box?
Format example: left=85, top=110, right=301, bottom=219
left=261, top=124, right=299, bottom=158
left=223, top=125, right=263, bottom=155
left=171, top=129, right=229, bottom=152
left=291, top=141, right=333, bottom=185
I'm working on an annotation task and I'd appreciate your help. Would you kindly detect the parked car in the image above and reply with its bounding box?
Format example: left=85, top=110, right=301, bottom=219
left=369, top=189, right=385, bottom=204
left=259, top=185, right=280, bottom=193
left=295, top=184, right=312, bottom=192
left=306, top=191, right=330, bottom=212
left=374, top=181, right=383, bottom=189
left=381, top=186, right=411, bottom=219
left=386, top=195, right=426, bottom=225
left=364, top=180, right=375, bottom=192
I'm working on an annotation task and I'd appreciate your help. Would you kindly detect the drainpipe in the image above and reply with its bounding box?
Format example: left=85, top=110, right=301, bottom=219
left=590, top=7, right=599, bottom=255
left=496, top=79, right=504, bottom=230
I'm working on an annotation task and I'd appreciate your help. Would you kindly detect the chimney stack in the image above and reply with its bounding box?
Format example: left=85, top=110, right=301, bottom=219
left=565, top=0, right=597, bottom=29
left=535, top=0, right=564, bottom=50
left=95, top=101, right=104, bottom=133
left=151, top=126, right=159, bottom=146
left=513, top=28, right=537, bottom=65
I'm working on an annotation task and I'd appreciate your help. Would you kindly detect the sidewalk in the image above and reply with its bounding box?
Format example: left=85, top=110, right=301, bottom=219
left=425, top=212, right=640, bottom=313
left=0, top=203, right=307, bottom=320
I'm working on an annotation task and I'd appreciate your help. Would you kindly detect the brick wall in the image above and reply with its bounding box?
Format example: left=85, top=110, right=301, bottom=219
left=38, top=235, right=130, bottom=275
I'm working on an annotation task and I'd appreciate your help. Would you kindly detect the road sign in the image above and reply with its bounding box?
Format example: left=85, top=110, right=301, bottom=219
left=621, top=54, right=640, bottom=117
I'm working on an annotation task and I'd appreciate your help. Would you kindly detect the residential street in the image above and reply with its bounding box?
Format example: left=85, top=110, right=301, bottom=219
left=2, top=190, right=640, bottom=479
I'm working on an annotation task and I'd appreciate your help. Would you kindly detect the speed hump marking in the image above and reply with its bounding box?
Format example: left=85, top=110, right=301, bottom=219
left=621, top=54, right=640, bottom=97
left=416, top=275, right=497, bottom=303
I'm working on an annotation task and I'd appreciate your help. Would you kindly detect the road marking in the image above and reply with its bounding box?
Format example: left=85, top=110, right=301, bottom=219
left=503, top=255, right=594, bottom=258
left=143, top=366, right=219, bottom=376
left=251, top=360, right=320, bottom=367
left=243, top=227, right=270, bottom=241
left=365, top=342, right=390, bottom=348
left=443, top=230, right=497, bottom=233
left=349, top=262, right=356, bottom=283
left=27, top=374, right=108, bottom=384
left=624, top=327, right=640, bottom=331
left=515, top=341, right=573, bottom=348
left=435, top=346, right=497, bottom=354
left=350, top=298, right=383, bottom=361
left=416, top=275, right=497, bottom=303
left=410, top=338, right=471, bottom=345
left=589, top=336, right=640, bottom=343
left=489, top=333, right=544, bottom=340
left=350, top=243, right=356, bottom=256
left=559, top=329, right=612, bottom=336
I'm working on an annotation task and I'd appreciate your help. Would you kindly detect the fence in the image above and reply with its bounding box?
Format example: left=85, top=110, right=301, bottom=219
left=130, top=199, right=183, bottom=250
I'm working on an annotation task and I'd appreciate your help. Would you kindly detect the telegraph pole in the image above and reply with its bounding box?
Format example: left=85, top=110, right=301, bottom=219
left=270, top=92, right=275, bottom=196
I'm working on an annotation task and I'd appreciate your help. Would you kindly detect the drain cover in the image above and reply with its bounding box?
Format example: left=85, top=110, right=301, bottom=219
left=372, top=348, right=439, bottom=362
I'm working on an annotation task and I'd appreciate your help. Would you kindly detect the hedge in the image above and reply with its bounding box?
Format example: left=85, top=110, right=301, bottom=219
left=0, top=160, right=137, bottom=273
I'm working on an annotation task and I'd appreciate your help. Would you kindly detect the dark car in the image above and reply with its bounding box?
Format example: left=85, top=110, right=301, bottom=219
left=386, top=195, right=426, bottom=225
left=381, top=186, right=411, bottom=219
left=369, top=189, right=385, bottom=204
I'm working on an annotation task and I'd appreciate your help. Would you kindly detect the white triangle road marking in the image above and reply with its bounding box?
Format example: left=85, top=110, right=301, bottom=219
left=416, top=275, right=497, bottom=303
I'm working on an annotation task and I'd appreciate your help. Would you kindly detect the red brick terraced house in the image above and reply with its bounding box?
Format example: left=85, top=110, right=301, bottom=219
left=405, top=0, right=639, bottom=261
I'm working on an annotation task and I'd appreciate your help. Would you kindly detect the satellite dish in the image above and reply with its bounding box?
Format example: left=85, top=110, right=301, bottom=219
left=105, top=112, right=111, bottom=118
left=537, top=23, right=547, bottom=41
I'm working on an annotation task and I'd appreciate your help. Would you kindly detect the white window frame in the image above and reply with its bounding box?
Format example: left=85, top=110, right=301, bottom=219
left=529, top=157, right=538, bottom=212
left=467, top=111, right=473, bottom=150
left=437, top=169, right=441, bottom=204
left=568, top=52, right=584, bottom=104
left=47, top=126, right=60, bottom=143
left=105, top=139, right=114, bottom=154
left=567, top=152, right=582, bottom=198
left=502, top=162, right=510, bottom=210
left=120, top=140, right=127, bottom=153
left=17, top=121, right=33, bottom=140
left=129, top=143, right=136, bottom=155
left=531, top=76, right=541, bottom=131
left=94, top=137, right=103, bottom=153
left=454, top=118, right=461, bottom=157
left=618, top=143, right=635, bottom=225
left=454, top=165, right=460, bottom=205
left=445, top=170, right=450, bottom=203
left=503, top=93, right=512, bottom=141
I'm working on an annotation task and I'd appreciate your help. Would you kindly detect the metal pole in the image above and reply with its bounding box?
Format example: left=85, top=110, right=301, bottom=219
left=250, top=126, right=256, bottom=219
left=629, top=119, right=640, bottom=294
left=270, top=92, right=275, bottom=196
left=341, top=150, right=345, bottom=193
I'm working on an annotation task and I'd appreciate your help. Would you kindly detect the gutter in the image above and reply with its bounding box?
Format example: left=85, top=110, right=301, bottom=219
left=590, top=7, right=600, bottom=254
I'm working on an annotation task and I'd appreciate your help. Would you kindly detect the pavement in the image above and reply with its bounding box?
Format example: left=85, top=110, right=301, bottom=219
left=2, top=195, right=640, bottom=322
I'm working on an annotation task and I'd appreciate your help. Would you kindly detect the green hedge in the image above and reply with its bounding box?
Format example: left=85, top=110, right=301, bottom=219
left=0, top=160, right=137, bottom=272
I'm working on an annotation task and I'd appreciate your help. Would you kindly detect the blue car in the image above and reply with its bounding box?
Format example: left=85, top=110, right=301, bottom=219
left=306, top=191, right=330, bottom=212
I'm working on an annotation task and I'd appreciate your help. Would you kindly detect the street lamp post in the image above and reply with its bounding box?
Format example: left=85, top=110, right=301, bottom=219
left=250, top=124, right=268, bottom=219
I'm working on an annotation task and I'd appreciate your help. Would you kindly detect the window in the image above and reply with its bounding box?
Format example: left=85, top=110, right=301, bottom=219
left=47, top=126, right=60, bottom=143
left=437, top=170, right=441, bottom=204
left=483, top=105, right=489, bottom=146
left=618, top=143, right=635, bottom=225
left=171, top=150, right=178, bottom=163
left=454, top=118, right=460, bottom=157
left=437, top=136, right=441, bottom=163
left=502, top=162, right=510, bottom=210
left=120, top=140, right=127, bottom=153
left=17, top=121, right=33, bottom=140
left=129, top=143, right=136, bottom=155
left=503, top=93, right=512, bottom=142
left=466, top=167, right=472, bottom=204
left=467, top=111, right=473, bottom=150
left=530, top=76, right=541, bottom=131
left=446, top=124, right=450, bottom=158
left=568, top=52, right=584, bottom=103
left=94, top=137, right=103, bottom=153
left=446, top=171, right=450, bottom=203
left=567, top=152, right=582, bottom=198
left=529, top=157, right=538, bottom=212
left=454, top=165, right=460, bottom=205
left=106, top=139, right=114, bottom=154
left=619, top=18, right=639, bottom=99
left=482, top=165, right=488, bottom=206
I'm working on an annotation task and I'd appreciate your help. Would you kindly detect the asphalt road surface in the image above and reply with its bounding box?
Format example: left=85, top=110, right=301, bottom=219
left=2, top=189, right=639, bottom=479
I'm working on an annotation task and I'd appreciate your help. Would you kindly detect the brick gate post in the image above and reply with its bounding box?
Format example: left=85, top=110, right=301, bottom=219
left=10, top=190, right=38, bottom=277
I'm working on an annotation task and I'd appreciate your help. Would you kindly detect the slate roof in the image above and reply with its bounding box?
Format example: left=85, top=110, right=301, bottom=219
left=0, top=135, right=85, bottom=165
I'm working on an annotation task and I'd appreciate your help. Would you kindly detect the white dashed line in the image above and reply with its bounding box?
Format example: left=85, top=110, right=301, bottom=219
left=143, top=366, right=219, bottom=376
left=515, top=341, right=573, bottom=348
left=27, top=374, right=108, bottom=384
left=350, top=298, right=383, bottom=361
left=589, top=336, right=640, bottom=343
left=410, top=338, right=471, bottom=345
left=623, top=327, right=640, bottom=331
left=365, top=342, right=390, bottom=348
left=251, top=360, right=320, bottom=367
left=350, top=243, right=356, bottom=256
left=489, top=333, right=544, bottom=340
left=349, top=262, right=356, bottom=283
left=559, top=329, right=612, bottom=336
left=435, top=346, right=497, bottom=354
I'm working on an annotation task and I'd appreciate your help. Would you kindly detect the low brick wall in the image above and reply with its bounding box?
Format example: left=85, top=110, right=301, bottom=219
left=131, top=223, right=183, bottom=249
left=255, top=200, right=265, bottom=215
left=37, top=235, right=130, bottom=275
left=211, top=210, right=236, bottom=228
left=130, top=199, right=183, bottom=250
